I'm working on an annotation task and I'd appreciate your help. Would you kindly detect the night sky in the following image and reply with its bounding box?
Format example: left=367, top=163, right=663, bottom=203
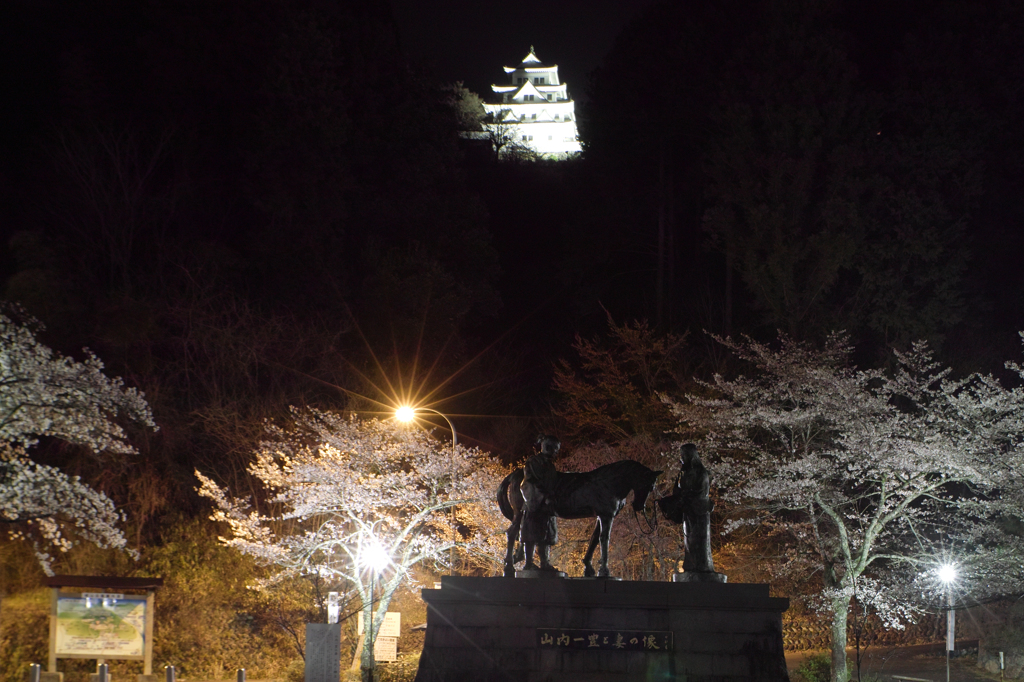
left=389, top=0, right=654, bottom=103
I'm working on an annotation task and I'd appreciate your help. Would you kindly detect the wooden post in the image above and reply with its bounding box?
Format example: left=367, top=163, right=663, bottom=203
left=144, top=591, right=155, bottom=675
left=48, top=589, right=58, bottom=673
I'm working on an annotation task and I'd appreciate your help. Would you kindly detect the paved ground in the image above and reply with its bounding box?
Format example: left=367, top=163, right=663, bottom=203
left=786, top=642, right=1002, bottom=681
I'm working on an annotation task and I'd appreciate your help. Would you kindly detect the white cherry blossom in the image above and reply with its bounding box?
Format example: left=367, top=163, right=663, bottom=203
left=196, top=410, right=506, bottom=682
left=667, top=333, right=1024, bottom=682
left=0, top=311, right=155, bottom=573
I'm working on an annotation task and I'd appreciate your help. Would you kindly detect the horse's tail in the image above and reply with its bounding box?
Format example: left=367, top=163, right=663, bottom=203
left=497, top=471, right=517, bottom=521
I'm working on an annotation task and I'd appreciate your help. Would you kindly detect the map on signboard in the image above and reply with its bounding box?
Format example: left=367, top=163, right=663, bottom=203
left=55, top=593, right=147, bottom=658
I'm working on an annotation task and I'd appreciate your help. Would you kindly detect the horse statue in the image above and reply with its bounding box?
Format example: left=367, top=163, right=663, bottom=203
left=496, top=458, right=662, bottom=578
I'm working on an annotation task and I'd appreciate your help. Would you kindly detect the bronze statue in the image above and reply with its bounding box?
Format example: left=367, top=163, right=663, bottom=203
left=497, top=436, right=662, bottom=578
left=519, top=435, right=561, bottom=572
left=656, top=443, right=724, bottom=581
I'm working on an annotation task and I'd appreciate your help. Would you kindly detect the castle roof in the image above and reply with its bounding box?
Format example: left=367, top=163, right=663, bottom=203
left=503, top=46, right=556, bottom=72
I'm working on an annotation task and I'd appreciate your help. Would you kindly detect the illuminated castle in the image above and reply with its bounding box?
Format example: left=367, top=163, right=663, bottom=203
left=483, top=47, right=582, bottom=159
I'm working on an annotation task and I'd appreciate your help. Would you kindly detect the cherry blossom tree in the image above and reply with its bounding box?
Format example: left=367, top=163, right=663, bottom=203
left=667, top=333, right=1024, bottom=682
left=196, top=410, right=507, bottom=682
left=0, top=310, right=156, bottom=572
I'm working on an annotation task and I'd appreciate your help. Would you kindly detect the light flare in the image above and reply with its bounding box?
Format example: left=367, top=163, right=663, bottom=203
left=360, top=536, right=390, bottom=574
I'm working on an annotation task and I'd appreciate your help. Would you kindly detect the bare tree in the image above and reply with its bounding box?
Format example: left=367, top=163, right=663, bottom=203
left=483, top=109, right=536, bottom=161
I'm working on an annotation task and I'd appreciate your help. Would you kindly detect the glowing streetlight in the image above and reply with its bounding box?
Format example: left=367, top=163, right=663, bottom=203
left=394, top=405, right=459, bottom=574
left=938, top=564, right=957, bottom=585
left=359, top=536, right=390, bottom=574
left=359, top=535, right=390, bottom=682
left=937, top=563, right=957, bottom=682
left=394, top=406, right=457, bottom=449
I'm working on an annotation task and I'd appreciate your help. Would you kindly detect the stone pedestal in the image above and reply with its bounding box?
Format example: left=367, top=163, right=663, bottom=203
left=673, top=571, right=728, bottom=583
left=515, top=569, right=568, bottom=579
left=414, top=576, right=789, bottom=682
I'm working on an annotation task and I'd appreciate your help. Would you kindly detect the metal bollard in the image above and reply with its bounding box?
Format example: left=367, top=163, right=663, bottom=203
left=236, top=669, right=246, bottom=682
left=97, top=663, right=110, bottom=682
left=165, top=665, right=176, bottom=682
left=29, top=663, right=41, bottom=682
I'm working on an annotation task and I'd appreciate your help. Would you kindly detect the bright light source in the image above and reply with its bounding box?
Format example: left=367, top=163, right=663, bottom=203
left=938, top=564, right=957, bottom=584
left=360, top=537, right=390, bottom=573
left=395, top=406, right=416, bottom=423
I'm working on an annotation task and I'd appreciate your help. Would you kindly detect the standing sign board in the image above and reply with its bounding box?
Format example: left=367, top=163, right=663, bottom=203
left=357, top=611, right=401, bottom=637
left=43, top=576, right=162, bottom=676
left=356, top=612, right=401, bottom=662
left=373, top=636, right=398, bottom=662
left=55, top=592, right=148, bottom=659
left=305, top=623, right=342, bottom=682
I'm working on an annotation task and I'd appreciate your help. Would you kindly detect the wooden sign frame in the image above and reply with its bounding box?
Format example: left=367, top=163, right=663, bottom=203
left=43, top=576, right=162, bottom=675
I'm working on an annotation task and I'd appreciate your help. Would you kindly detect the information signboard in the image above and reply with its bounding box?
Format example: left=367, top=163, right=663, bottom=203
left=357, top=611, right=401, bottom=638
left=54, top=592, right=148, bottom=659
left=306, top=623, right=342, bottom=681
left=373, top=636, right=398, bottom=662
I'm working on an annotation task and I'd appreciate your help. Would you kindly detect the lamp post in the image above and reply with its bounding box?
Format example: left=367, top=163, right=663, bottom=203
left=395, top=405, right=458, bottom=574
left=938, top=563, right=957, bottom=682
left=359, top=536, right=390, bottom=682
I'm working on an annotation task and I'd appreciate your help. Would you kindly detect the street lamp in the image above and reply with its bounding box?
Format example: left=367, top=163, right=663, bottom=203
left=938, top=563, right=957, bottom=585
left=938, top=563, right=957, bottom=682
left=359, top=535, right=390, bottom=682
left=394, top=405, right=459, bottom=574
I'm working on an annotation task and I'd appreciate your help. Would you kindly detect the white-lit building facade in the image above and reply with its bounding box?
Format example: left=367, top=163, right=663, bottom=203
left=483, top=47, right=582, bottom=159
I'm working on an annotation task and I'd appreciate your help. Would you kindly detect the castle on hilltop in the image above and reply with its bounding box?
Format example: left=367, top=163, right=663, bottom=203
left=483, top=47, right=582, bottom=159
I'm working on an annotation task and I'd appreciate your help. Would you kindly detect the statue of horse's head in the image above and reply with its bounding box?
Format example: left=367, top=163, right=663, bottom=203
left=535, top=434, right=561, bottom=457
left=632, top=467, right=663, bottom=512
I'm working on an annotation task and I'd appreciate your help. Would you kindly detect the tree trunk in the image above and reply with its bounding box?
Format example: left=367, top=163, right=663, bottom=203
left=361, top=579, right=401, bottom=682
left=361, top=599, right=375, bottom=682
left=830, top=596, right=850, bottom=682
